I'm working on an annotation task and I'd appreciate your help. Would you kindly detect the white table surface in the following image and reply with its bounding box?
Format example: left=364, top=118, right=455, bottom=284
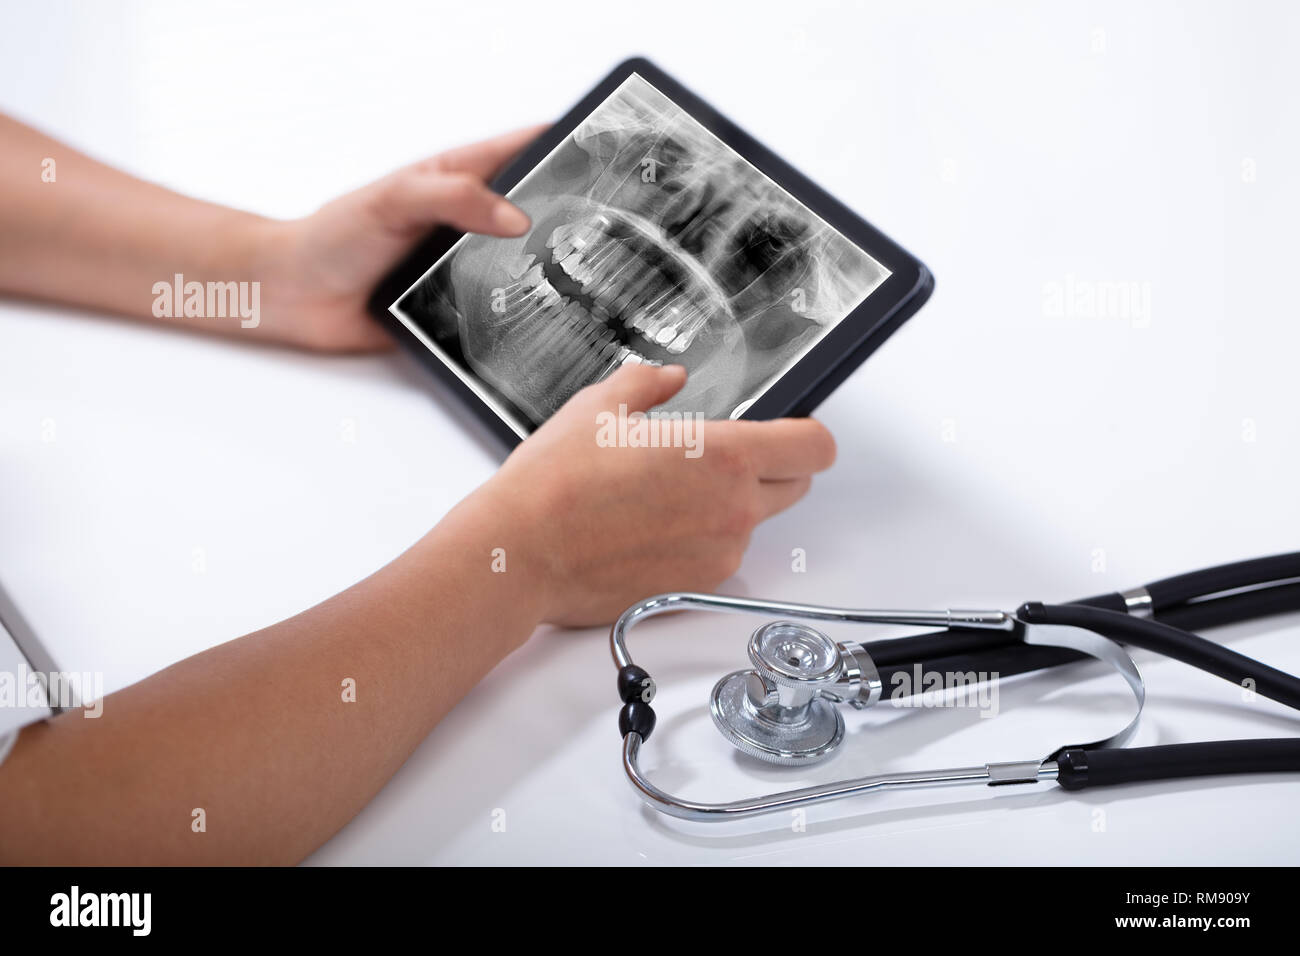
left=1, top=0, right=1297, bottom=864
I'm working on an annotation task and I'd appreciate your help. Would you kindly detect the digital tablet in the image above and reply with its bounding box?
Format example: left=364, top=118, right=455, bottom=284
left=369, top=57, right=933, bottom=447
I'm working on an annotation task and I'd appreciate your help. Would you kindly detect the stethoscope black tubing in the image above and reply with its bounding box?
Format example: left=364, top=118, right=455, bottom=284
left=859, top=553, right=1300, bottom=790
left=873, top=580, right=1300, bottom=690
left=864, top=554, right=1300, bottom=690
left=1054, top=737, right=1300, bottom=790
left=1141, top=551, right=1300, bottom=609
left=1020, top=601, right=1300, bottom=711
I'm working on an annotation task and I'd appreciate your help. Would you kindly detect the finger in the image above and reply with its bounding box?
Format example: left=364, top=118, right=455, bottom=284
left=375, top=170, right=530, bottom=237
left=728, top=418, right=837, bottom=480
left=585, top=363, right=688, bottom=414
left=424, top=124, right=550, bottom=182
left=757, top=475, right=813, bottom=519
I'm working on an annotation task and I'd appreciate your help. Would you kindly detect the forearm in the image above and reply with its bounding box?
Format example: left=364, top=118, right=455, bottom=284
left=0, top=113, right=265, bottom=333
left=0, top=481, right=548, bottom=865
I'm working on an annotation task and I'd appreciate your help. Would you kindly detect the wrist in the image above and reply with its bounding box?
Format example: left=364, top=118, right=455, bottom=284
left=480, top=476, right=558, bottom=631
left=427, top=477, right=557, bottom=649
left=206, top=205, right=279, bottom=280
left=238, top=214, right=315, bottom=344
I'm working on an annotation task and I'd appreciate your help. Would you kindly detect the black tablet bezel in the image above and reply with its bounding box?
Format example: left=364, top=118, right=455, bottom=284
left=368, top=56, right=933, bottom=449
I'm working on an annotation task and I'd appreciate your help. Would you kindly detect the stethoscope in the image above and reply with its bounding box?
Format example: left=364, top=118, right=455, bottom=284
left=610, top=552, right=1300, bottom=820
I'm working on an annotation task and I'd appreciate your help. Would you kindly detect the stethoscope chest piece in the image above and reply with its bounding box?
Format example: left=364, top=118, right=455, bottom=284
left=709, top=621, right=849, bottom=764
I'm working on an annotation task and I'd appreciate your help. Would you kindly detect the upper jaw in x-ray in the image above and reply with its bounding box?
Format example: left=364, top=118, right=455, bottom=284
left=434, top=79, right=884, bottom=428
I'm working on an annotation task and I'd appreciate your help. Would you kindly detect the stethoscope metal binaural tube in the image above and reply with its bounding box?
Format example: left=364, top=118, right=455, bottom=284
left=622, top=733, right=1061, bottom=822
left=610, top=592, right=1146, bottom=821
left=609, top=591, right=1016, bottom=671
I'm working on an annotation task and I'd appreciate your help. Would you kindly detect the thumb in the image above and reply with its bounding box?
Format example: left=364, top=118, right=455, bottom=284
left=588, top=363, right=688, bottom=413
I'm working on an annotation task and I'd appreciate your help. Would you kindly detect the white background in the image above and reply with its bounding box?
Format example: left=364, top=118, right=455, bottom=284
left=1, top=0, right=1297, bottom=864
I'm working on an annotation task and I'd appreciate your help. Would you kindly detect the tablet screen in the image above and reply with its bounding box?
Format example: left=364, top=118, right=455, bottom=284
left=389, top=72, right=890, bottom=437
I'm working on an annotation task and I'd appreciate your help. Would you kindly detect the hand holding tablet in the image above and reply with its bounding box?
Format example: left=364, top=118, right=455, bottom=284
left=370, top=58, right=933, bottom=446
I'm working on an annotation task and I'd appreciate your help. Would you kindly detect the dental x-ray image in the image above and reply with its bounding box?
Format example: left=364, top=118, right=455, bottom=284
left=391, top=73, right=891, bottom=435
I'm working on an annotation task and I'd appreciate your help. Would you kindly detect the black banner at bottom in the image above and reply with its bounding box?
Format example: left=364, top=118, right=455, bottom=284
left=0, top=865, right=1286, bottom=940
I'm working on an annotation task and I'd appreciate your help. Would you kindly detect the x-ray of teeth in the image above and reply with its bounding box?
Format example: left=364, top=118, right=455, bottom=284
left=391, top=73, right=891, bottom=435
